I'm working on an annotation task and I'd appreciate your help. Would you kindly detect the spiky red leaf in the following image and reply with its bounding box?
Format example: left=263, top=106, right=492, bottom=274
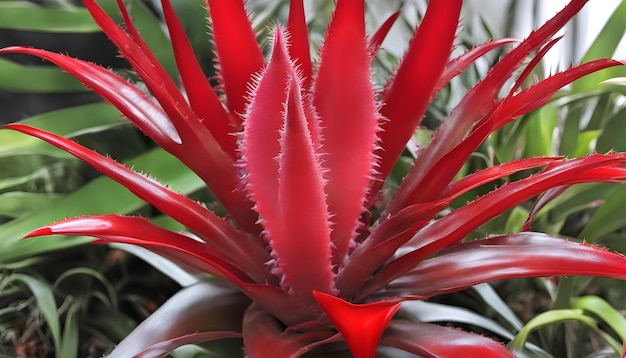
left=372, top=0, right=461, bottom=200
left=107, top=282, right=249, bottom=358
left=360, top=154, right=626, bottom=298
left=381, top=321, right=515, bottom=357
left=242, top=303, right=339, bottom=358
left=435, top=38, right=517, bottom=94
left=161, top=0, right=238, bottom=157
left=6, top=124, right=269, bottom=277
left=135, top=331, right=242, bottom=358
left=287, top=0, right=312, bottom=88
left=24, top=215, right=254, bottom=283
left=271, top=79, right=335, bottom=300
left=368, top=10, right=401, bottom=56
left=385, top=233, right=626, bottom=298
left=207, top=0, right=265, bottom=122
left=313, top=0, right=380, bottom=266
left=386, top=0, right=590, bottom=213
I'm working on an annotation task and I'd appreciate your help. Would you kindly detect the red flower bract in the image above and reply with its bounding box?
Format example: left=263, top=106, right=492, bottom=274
left=3, top=0, right=626, bottom=357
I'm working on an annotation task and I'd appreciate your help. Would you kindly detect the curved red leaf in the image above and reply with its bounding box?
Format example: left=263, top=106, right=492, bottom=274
left=360, top=154, right=626, bottom=298
left=135, top=331, right=242, bottom=358
left=385, top=233, right=626, bottom=298
left=242, top=303, right=339, bottom=358
left=6, top=124, right=270, bottom=277
left=24, top=215, right=254, bottom=283
left=0, top=47, right=181, bottom=148
left=368, top=10, right=401, bottom=56
left=107, top=282, right=249, bottom=358
left=381, top=321, right=515, bottom=357
left=434, top=38, right=518, bottom=94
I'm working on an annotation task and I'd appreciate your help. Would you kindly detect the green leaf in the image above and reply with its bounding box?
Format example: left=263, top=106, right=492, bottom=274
left=6, top=273, right=62, bottom=358
left=0, top=192, right=64, bottom=218
left=573, top=295, right=626, bottom=343
left=508, top=309, right=596, bottom=352
left=0, top=58, right=87, bottom=93
left=597, top=106, right=626, bottom=153
left=0, top=147, right=204, bottom=265
left=572, top=0, right=626, bottom=93
left=0, top=2, right=100, bottom=32
left=0, top=103, right=122, bottom=157
left=125, top=0, right=179, bottom=79
left=578, top=184, right=626, bottom=242
left=523, top=105, right=557, bottom=158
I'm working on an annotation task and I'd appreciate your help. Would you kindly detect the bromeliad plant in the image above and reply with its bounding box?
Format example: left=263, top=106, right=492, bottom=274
left=4, top=0, right=626, bottom=356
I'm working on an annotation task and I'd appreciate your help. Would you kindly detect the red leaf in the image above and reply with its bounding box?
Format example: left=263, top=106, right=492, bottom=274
left=372, top=0, right=461, bottom=202
left=135, top=331, right=242, bottom=358
left=368, top=10, right=402, bottom=56
left=313, top=0, right=380, bottom=266
left=313, top=290, right=402, bottom=358
left=243, top=28, right=301, bottom=231
left=386, top=0, right=590, bottom=213
left=271, top=79, right=335, bottom=300
left=107, top=282, right=249, bottom=358
left=338, top=157, right=560, bottom=297
left=0, top=47, right=181, bottom=148
left=242, top=303, right=339, bottom=358
left=287, top=0, right=313, bottom=88
left=207, top=0, right=265, bottom=123
left=161, top=0, right=238, bottom=157
left=6, top=124, right=269, bottom=276
left=434, top=38, right=518, bottom=94
left=385, top=233, right=626, bottom=298
left=24, top=215, right=254, bottom=283
left=360, top=154, right=626, bottom=298
left=381, top=321, right=515, bottom=357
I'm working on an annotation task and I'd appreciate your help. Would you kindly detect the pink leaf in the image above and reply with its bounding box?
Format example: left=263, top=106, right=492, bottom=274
left=207, top=0, right=265, bottom=122
left=271, top=79, right=336, bottom=301
left=242, top=28, right=294, bottom=230
left=244, top=27, right=335, bottom=305
left=385, top=233, right=626, bottom=298
left=313, top=290, right=402, bottom=358
left=372, top=0, right=461, bottom=201
left=382, top=321, right=515, bottom=357
left=313, top=0, right=380, bottom=267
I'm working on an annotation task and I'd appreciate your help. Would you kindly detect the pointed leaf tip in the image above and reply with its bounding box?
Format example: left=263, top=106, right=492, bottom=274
left=313, top=291, right=401, bottom=358
left=23, top=227, right=53, bottom=239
